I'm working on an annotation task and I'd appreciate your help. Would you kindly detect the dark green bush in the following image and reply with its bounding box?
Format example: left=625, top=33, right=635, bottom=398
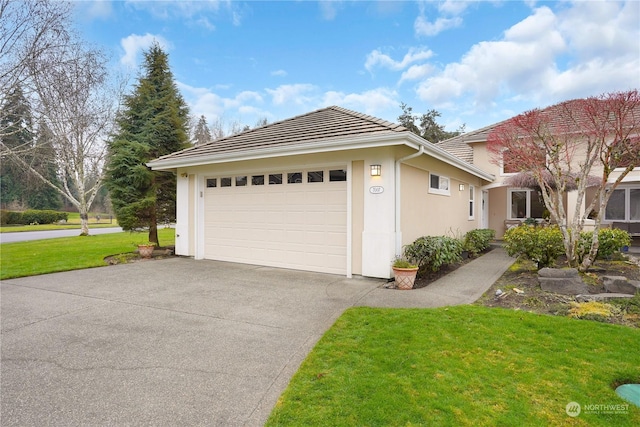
left=403, top=235, right=463, bottom=276
left=577, top=228, right=631, bottom=262
left=0, top=210, right=68, bottom=225
left=463, top=229, right=495, bottom=257
left=503, top=224, right=564, bottom=269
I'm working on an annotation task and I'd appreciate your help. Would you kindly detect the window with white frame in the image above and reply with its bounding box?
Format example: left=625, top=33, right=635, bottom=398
left=429, top=173, right=450, bottom=196
left=605, top=187, right=640, bottom=221
left=469, top=185, right=475, bottom=219
left=508, top=189, right=545, bottom=219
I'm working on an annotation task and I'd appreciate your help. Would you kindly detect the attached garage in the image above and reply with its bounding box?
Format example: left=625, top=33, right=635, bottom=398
left=148, top=106, right=495, bottom=278
left=202, top=168, right=348, bottom=275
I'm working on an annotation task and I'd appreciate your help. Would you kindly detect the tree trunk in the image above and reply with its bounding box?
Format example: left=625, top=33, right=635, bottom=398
left=79, top=212, right=89, bottom=236
left=148, top=208, right=159, bottom=246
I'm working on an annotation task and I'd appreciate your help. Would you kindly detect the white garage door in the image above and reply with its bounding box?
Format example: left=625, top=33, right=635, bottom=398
left=203, top=169, right=347, bottom=275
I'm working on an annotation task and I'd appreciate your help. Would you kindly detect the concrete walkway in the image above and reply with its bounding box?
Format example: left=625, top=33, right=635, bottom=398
left=358, top=245, right=516, bottom=308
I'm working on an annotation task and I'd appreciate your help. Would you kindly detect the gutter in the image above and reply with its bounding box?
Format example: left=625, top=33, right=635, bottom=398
left=395, top=145, right=425, bottom=255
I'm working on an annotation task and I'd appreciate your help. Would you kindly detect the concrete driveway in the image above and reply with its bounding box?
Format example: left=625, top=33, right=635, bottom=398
left=1, top=258, right=383, bottom=426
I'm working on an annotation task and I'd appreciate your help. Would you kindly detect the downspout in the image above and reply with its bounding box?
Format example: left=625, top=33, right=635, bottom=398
left=395, top=145, right=425, bottom=255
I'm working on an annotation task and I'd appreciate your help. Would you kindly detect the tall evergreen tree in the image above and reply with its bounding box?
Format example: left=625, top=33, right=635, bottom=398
left=192, top=114, right=212, bottom=146
left=0, top=84, right=33, bottom=207
left=106, top=43, right=189, bottom=245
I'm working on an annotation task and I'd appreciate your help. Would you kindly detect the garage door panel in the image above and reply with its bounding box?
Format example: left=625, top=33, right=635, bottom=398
left=204, top=170, right=347, bottom=275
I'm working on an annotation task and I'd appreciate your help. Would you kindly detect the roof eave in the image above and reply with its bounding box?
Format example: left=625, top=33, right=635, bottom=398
left=406, top=134, right=495, bottom=182
left=147, top=131, right=494, bottom=183
left=147, top=132, right=408, bottom=170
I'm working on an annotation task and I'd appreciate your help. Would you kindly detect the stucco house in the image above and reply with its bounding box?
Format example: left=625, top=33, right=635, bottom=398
left=148, top=106, right=494, bottom=279
left=148, top=104, right=639, bottom=279
left=436, top=102, right=640, bottom=239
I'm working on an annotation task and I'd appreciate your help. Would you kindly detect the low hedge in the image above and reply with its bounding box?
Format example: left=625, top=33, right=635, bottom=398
left=503, top=224, right=565, bottom=269
left=0, top=209, right=68, bottom=225
left=403, top=235, right=463, bottom=277
left=463, top=229, right=495, bottom=257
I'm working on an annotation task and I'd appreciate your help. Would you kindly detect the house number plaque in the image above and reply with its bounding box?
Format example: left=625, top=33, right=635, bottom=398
left=369, top=186, right=384, bottom=194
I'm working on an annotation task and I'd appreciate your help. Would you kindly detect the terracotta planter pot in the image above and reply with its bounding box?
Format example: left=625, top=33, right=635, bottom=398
left=392, top=267, right=418, bottom=290
left=138, top=244, right=155, bottom=259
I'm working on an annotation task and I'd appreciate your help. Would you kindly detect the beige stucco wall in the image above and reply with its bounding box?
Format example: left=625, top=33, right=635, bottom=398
left=488, top=186, right=508, bottom=238
left=399, top=162, right=484, bottom=246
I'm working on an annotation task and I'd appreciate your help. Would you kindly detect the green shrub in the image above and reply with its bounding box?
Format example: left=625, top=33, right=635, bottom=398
left=577, top=228, right=631, bottom=262
left=0, top=210, right=23, bottom=225
left=0, top=210, right=68, bottom=225
left=403, top=235, right=462, bottom=276
left=503, top=224, right=564, bottom=269
left=463, top=229, right=495, bottom=257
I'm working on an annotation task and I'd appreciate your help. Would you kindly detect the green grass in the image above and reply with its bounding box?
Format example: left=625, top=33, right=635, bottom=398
left=267, top=306, right=640, bottom=426
left=0, top=212, right=119, bottom=232
left=0, top=228, right=174, bottom=279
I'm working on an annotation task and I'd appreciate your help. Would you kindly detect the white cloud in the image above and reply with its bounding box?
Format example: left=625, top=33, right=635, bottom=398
left=414, top=15, right=462, bottom=37
left=321, top=88, right=398, bottom=115
left=266, top=84, right=318, bottom=106
left=414, top=1, right=640, bottom=112
left=125, top=0, right=242, bottom=28
left=365, top=47, right=434, bottom=72
left=319, top=1, right=341, bottom=20
left=80, top=0, right=113, bottom=20
left=120, top=33, right=169, bottom=68
left=271, top=69, right=288, bottom=77
left=399, top=64, right=434, bottom=84
left=177, top=82, right=264, bottom=121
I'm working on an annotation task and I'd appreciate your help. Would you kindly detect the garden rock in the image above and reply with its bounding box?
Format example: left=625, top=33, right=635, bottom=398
left=538, top=268, right=588, bottom=295
left=603, top=276, right=640, bottom=295
left=576, top=293, right=635, bottom=302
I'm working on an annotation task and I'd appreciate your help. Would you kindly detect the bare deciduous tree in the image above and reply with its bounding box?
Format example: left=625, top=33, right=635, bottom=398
left=0, top=0, right=71, bottom=138
left=487, top=90, right=640, bottom=271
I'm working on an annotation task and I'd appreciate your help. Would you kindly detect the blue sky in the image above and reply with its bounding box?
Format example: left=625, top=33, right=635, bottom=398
left=75, top=0, right=640, bottom=134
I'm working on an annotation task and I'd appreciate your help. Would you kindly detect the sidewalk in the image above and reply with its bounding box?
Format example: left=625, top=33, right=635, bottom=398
left=356, top=246, right=516, bottom=308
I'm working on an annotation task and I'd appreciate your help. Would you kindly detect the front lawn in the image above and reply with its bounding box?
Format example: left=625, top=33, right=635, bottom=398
left=267, top=306, right=640, bottom=426
left=0, top=228, right=175, bottom=279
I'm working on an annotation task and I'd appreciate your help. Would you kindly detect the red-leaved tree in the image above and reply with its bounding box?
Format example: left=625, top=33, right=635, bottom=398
left=487, top=90, right=640, bottom=271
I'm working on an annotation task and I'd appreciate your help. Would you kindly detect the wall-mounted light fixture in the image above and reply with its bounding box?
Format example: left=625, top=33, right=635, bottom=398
left=459, top=184, right=465, bottom=191
left=370, top=164, right=381, bottom=176
left=180, top=173, right=188, bottom=178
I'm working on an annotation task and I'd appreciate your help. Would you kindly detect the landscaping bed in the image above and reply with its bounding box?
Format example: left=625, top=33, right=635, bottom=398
left=474, top=254, right=640, bottom=328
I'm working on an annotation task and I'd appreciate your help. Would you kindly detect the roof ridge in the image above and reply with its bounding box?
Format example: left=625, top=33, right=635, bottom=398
left=329, top=106, right=407, bottom=132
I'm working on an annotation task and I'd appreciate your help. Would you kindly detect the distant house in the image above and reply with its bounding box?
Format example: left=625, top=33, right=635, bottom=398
left=148, top=104, right=639, bottom=278
left=148, top=106, right=493, bottom=279
left=436, top=101, right=640, bottom=239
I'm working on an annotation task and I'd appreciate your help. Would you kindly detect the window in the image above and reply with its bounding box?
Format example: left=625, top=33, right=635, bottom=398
left=429, top=173, right=450, bottom=195
left=308, top=171, right=324, bottom=183
left=469, top=185, right=475, bottom=219
left=329, top=169, right=347, bottom=182
left=252, top=175, right=264, bottom=185
left=269, top=173, right=282, bottom=184
left=206, top=178, right=217, bottom=188
left=605, top=187, right=640, bottom=221
left=220, top=177, right=232, bottom=187
left=509, top=189, right=545, bottom=219
left=235, top=176, right=247, bottom=186
left=287, top=172, right=302, bottom=184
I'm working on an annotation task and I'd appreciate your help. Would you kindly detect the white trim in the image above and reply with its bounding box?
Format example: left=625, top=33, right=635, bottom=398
left=195, top=174, right=205, bottom=259
left=469, top=185, right=475, bottom=220
left=346, top=162, right=353, bottom=278
left=148, top=133, right=495, bottom=182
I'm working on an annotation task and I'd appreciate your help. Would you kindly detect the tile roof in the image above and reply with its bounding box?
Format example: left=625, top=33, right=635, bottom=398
left=150, top=106, right=408, bottom=165
left=436, top=121, right=505, bottom=165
